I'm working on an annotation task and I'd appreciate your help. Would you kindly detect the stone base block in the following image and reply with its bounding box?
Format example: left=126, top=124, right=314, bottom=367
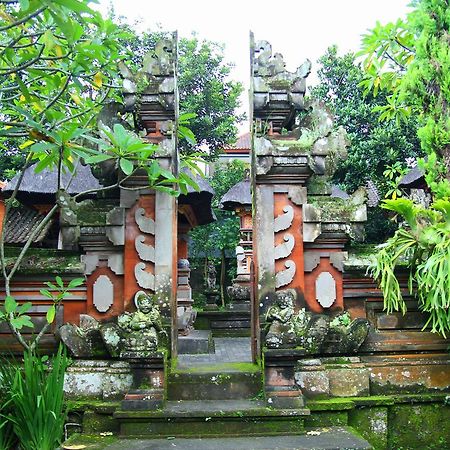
left=122, top=389, right=164, bottom=410
left=64, top=360, right=133, bottom=400
left=295, top=370, right=330, bottom=398
left=266, top=387, right=305, bottom=409
left=295, top=357, right=369, bottom=398
left=177, top=330, right=214, bottom=354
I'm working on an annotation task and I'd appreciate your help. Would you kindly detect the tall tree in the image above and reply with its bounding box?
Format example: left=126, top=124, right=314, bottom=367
left=177, top=37, right=244, bottom=160
left=310, top=46, right=422, bottom=242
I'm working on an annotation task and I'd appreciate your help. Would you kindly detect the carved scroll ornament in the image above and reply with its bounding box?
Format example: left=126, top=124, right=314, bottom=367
left=275, top=260, right=296, bottom=289
left=135, top=208, right=155, bottom=234
left=135, top=235, right=155, bottom=262
left=274, top=234, right=295, bottom=260
left=134, top=262, right=155, bottom=290
left=274, top=205, right=294, bottom=232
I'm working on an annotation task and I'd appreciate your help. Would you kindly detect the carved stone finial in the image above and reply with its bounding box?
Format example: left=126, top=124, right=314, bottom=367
left=251, top=35, right=311, bottom=133
left=119, top=35, right=177, bottom=135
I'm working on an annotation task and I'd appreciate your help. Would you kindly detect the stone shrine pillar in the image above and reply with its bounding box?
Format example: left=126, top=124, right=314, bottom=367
left=250, top=34, right=367, bottom=407
left=119, top=36, right=179, bottom=361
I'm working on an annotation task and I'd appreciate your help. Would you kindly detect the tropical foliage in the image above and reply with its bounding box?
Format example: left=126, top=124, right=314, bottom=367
left=362, top=0, right=450, bottom=335
left=310, top=46, right=422, bottom=242
left=0, top=346, right=69, bottom=450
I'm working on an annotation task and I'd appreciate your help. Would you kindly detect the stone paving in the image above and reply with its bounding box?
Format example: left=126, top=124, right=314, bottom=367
left=102, top=427, right=372, bottom=449
left=177, top=337, right=252, bottom=369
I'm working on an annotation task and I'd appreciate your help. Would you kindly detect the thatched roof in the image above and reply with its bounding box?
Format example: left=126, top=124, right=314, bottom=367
left=178, top=169, right=215, bottom=226
left=3, top=163, right=102, bottom=196
left=4, top=206, right=53, bottom=244
left=219, top=179, right=251, bottom=210
left=398, top=165, right=425, bottom=187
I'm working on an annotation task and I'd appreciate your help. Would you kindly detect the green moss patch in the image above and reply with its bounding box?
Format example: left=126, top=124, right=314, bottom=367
left=62, top=433, right=118, bottom=450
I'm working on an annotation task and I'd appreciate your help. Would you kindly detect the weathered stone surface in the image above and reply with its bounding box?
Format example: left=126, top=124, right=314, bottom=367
left=328, top=368, right=370, bottom=397
left=265, top=291, right=330, bottom=352
left=349, top=406, right=388, bottom=450
left=64, top=360, right=133, bottom=400
left=178, top=330, right=214, bottom=355
left=60, top=316, right=108, bottom=358
left=324, top=316, right=370, bottom=354
left=295, top=370, right=330, bottom=398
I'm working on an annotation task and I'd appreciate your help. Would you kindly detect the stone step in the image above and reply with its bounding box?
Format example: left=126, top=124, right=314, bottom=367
left=114, top=399, right=310, bottom=438
left=63, top=427, right=373, bottom=449
left=167, top=363, right=263, bottom=400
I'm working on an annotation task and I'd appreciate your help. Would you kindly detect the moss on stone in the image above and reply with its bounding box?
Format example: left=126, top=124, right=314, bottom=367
left=304, top=411, right=348, bottom=427
left=62, top=433, right=118, bottom=450
left=82, top=410, right=119, bottom=434
left=171, top=362, right=260, bottom=375
left=389, top=403, right=450, bottom=450
left=307, top=398, right=355, bottom=411
left=309, top=196, right=361, bottom=222
left=3, top=246, right=83, bottom=274
left=66, top=399, right=120, bottom=413
left=349, top=406, right=388, bottom=450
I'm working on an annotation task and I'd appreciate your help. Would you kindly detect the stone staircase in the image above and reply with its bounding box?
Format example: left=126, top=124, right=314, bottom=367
left=114, top=361, right=310, bottom=438
left=95, top=338, right=373, bottom=448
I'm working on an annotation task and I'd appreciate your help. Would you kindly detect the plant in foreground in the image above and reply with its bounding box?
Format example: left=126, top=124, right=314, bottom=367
left=8, top=345, right=69, bottom=450
left=370, top=198, right=450, bottom=337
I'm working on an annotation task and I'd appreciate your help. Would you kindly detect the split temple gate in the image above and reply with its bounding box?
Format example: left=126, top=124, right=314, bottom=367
left=1, top=33, right=449, bottom=448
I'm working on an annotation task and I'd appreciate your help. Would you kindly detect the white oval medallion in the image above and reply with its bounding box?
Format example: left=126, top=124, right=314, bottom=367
left=315, top=272, right=336, bottom=308
left=93, top=275, right=114, bottom=313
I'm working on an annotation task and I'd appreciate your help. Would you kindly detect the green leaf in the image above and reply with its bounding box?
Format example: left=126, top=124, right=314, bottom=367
left=46, top=305, right=56, bottom=324
left=68, top=278, right=84, bottom=289
left=40, top=289, right=54, bottom=299
left=18, top=302, right=33, bottom=314
left=84, top=153, right=113, bottom=164
left=19, top=0, right=30, bottom=10
left=55, top=276, right=64, bottom=288
left=119, top=158, right=134, bottom=175
left=4, top=296, right=17, bottom=315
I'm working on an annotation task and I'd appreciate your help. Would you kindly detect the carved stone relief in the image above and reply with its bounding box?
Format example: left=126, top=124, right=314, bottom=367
left=134, top=262, right=155, bottom=290
left=135, top=208, right=155, bottom=234
left=132, top=206, right=156, bottom=292
left=275, top=260, right=296, bottom=288
left=274, top=205, right=294, bottom=232
left=274, top=234, right=295, bottom=260
left=135, top=235, right=155, bottom=262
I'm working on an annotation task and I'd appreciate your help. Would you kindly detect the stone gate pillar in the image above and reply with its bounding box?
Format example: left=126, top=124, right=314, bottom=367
left=250, top=35, right=312, bottom=317
left=250, top=34, right=367, bottom=406
left=119, top=35, right=179, bottom=359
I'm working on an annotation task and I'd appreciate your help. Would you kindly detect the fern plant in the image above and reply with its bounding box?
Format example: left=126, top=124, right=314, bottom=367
left=370, top=197, right=450, bottom=337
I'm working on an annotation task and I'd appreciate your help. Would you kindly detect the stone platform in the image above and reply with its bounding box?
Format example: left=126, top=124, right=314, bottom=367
left=177, top=330, right=214, bottom=354
left=63, top=427, right=372, bottom=449
left=177, top=337, right=251, bottom=369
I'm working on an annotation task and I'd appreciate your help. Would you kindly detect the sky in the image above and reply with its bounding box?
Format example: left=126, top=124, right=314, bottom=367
left=96, top=0, right=412, bottom=133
